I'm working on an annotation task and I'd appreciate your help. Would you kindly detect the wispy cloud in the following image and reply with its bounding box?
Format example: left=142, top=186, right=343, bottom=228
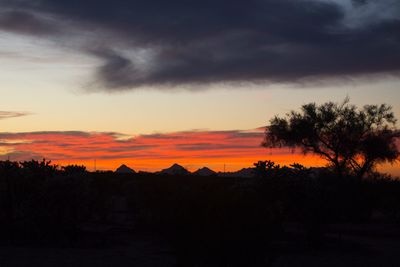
left=0, top=111, right=30, bottom=120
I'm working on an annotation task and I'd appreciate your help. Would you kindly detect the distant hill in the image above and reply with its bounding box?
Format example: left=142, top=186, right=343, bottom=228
left=115, top=164, right=135, bottom=174
left=193, top=167, right=216, bottom=176
left=160, top=163, right=190, bottom=175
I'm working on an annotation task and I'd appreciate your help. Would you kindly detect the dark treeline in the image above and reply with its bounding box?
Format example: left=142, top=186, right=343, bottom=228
left=1, top=159, right=400, bottom=266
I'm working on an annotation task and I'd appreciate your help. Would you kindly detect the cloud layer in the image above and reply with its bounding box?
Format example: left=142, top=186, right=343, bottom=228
left=0, top=0, right=399, bottom=91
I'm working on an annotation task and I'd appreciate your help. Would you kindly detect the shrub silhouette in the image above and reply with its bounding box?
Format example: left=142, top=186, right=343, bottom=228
left=61, top=164, right=87, bottom=175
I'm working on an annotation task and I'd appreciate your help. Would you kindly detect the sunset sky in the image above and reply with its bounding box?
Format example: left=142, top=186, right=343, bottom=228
left=0, top=0, right=399, bottom=174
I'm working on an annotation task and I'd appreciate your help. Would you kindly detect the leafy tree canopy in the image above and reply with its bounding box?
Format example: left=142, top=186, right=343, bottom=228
left=263, top=98, right=400, bottom=178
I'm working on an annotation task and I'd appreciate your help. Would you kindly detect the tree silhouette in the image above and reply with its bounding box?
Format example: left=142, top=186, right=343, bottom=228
left=20, top=159, right=58, bottom=178
left=263, top=98, right=400, bottom=178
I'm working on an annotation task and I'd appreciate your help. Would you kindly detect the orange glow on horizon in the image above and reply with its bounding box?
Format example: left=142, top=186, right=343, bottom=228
left=0, top=130, right=399, bottom=176
left=49, top=153, right=325, bottom=173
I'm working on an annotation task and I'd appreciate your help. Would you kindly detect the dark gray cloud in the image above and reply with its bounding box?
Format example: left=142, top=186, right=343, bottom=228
left=0, top=111, right=30, bottom=120
left=0, top=0, right=399, bottom=91
left=0, top=10, right=57, bottom=35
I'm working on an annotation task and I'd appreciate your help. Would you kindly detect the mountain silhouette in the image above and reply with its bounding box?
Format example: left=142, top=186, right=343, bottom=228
left=160, top=163, right=190, bottom=175
left=193, top=167, right=216, bottom=176
left=115, top=164, right=135, bottom=174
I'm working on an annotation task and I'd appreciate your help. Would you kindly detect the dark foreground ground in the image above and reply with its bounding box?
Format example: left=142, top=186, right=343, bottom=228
left=1, top=223, right=400, bottom=267
left=2, top=161, right=400, bottom=266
